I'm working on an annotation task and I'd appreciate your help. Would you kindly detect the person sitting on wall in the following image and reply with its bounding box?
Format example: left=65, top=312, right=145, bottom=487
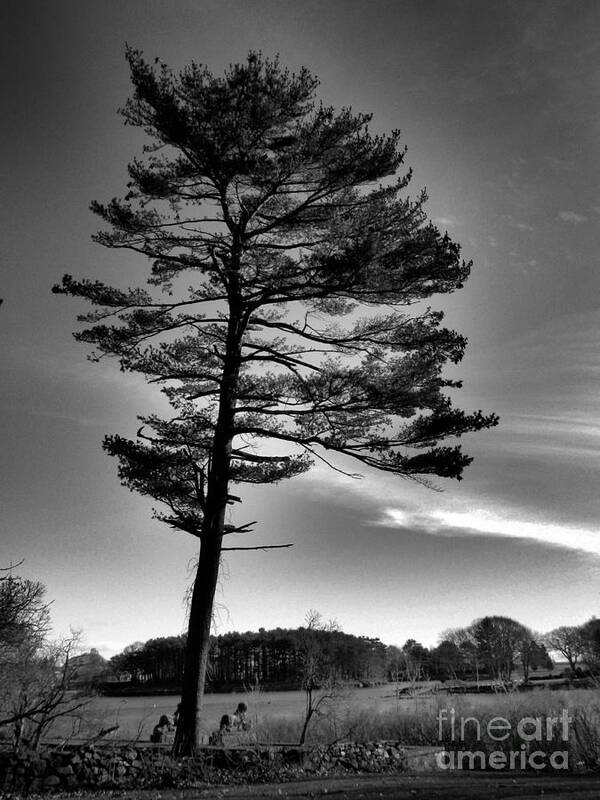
left=232, top=701, right=251, bottom=731
left=150, top=714, right=174, bottom=743
left=209, top=713, right=233, bottom=745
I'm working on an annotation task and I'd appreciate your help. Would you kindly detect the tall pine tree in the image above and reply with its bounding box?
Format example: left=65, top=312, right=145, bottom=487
left=55, top=50, right=497, bottom=752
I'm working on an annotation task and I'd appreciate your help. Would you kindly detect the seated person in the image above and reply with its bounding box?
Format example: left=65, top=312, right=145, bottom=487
left=232, top=701, right=252, bottom=731
left=150, top=714, right=174, bottom=743
left=209, top=713, right=233, bottom=745
left=220, top=713, right=233, bottom=732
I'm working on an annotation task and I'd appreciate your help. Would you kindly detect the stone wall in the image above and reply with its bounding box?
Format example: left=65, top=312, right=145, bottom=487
left=0, top=741, right=409, bottom=793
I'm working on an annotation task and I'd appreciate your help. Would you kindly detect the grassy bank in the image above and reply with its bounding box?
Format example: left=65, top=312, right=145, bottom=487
left=252, top=689, right=600, bottom=771
left=45, top=686, right=600, bottom=772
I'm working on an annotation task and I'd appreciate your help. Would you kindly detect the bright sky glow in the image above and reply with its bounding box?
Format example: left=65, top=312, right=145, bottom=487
left=382, top=508, right=600, bottom=557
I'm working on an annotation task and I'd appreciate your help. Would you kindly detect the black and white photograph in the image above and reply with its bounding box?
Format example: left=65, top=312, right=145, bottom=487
left=2, top=1, right=600, bottom=796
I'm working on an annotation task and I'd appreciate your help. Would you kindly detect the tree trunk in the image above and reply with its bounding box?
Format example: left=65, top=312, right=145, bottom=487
left=174, top=290, right=244, bottom=754
left=174, top=531, right=223, bottom=754
left=174, top=423, right=235, bottom=753
left=299, top=688, right=314, bottom=745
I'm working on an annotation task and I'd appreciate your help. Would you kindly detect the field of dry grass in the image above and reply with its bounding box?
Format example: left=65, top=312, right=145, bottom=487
left=45, top=684, right=600, bottom=772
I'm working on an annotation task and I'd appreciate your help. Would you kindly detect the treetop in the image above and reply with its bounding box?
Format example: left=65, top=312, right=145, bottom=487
left=54, top=49, right=498, bottom=540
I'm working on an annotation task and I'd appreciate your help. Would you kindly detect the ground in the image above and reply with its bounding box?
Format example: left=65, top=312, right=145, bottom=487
left=53, top=773, right=600, bottom=799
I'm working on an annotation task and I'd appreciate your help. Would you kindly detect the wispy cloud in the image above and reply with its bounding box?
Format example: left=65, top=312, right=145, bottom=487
left=380, top=507, right=600, bottom=557
left=477, top=308, right=600, bottom=391
left=434, top=216, right=457, bottom=228
left=558, top=210, right=588, bottom=224
left=492, top=411, right=600, bottom=461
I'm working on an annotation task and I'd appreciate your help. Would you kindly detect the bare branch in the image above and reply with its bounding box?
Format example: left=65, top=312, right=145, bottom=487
left=221, top=543, right=294, bottom=551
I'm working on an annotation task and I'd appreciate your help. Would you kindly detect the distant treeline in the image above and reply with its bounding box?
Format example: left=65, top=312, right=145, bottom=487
left=100, top=616, right=600, bottom=693
left=107, top=628, right=388, bottom=691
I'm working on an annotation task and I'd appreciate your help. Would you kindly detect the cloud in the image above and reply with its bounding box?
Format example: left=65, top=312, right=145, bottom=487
left=434, top=217, right=457, bottom=228
left=508, top=251, right=538, bottom=275
left=380, top=507, right=600, bottom=557
left=477, top=308, right=600, bottom=396
left=502, top=413, right=600, bottom=443
left=515, top=222, right=535, bottom=231
left=558, top=210, right=588, bottom=224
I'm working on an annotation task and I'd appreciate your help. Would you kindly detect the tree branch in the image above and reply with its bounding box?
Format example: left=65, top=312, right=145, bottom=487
left=221, top=543, right=294, bottom=551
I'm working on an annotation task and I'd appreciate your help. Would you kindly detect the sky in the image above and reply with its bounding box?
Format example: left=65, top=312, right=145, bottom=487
left=2, top=0, right=600, bottom=657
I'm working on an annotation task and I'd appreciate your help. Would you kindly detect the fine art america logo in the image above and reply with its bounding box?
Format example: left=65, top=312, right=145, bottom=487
left=436, top=708, right=571, bottom=771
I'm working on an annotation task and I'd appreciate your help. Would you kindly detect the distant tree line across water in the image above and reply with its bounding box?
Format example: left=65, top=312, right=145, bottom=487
left=98, top=615, right=600, bottom=693
left=107, top=628, right=389, bottom=691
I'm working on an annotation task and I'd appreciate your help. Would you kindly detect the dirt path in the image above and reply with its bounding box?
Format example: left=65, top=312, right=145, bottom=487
left=110, top=773, right=600, bottom=799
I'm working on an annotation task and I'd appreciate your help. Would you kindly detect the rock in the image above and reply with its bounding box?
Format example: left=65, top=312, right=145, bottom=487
left=28, top=777, right=44, bottom=792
